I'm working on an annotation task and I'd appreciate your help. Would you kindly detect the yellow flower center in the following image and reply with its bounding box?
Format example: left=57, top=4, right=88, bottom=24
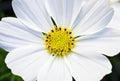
left=44, top=26, right=75, bottom=57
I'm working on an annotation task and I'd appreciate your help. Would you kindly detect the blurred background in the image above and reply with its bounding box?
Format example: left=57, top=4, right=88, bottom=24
left=0, top=0, right=120, bottom=81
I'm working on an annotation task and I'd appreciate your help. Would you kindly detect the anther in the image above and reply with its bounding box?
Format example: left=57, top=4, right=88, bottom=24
left=51, top=30, right=54, bottom=32
left=64, top=28, right=67, bottom=31
left=70, top=37, right=72, bottom=39
left=71, top=43, right=74, bottom=45
left=59, top=27, right=61, bottom=30
left=68, top=48, right=71, bottom=51
left=66, top=32, right=68, bottom=34
left=61, top=49, right=64, bottom=52
left=49, top=35, right=51, bottom=37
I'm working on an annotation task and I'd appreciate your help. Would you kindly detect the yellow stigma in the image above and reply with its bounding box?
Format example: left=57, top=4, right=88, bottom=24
left=44, top=26, right=75, bottom=57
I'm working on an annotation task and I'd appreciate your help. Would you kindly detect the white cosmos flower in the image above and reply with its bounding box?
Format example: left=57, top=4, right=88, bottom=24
left=0, top=0, right=120, bottom=81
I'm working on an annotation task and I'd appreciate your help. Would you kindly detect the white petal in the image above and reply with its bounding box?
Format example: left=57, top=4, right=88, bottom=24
left=110, top=0, right=119, bottom=3
left=65, top=53, right=112, bottom=81
left=37, top=57, right=72, bottom=81
left=5, top=44, right=50, bottom=81
left=75, top=28, right=120, bottom=56
left=0, top=17, right=43, bottom=51
left=72, top=0, right=114, bottom=36
left=45, top=0, right=84, bottom=27
left=108, top=3, right=120, bottom=29
left=12, top=0, right=52, bottom=32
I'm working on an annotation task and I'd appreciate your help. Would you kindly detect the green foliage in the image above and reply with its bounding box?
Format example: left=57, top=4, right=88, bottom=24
left=0, top=48, right=23, bottom=81
left=0, top=12, right=5, bottom=19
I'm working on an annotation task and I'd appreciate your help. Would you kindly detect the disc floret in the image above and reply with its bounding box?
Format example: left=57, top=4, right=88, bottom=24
left=44, top=26, right=75, bottom=56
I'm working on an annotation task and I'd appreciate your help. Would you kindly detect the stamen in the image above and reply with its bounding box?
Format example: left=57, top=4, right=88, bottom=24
left=44, top=26, right=76, bottom=57
left=69, top=32, right=72, bottom=34
left=51, top=30, right=54, bottom=32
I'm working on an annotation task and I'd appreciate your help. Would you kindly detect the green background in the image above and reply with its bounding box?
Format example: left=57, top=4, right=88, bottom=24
left=0, top=0, right=120, bottom=81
